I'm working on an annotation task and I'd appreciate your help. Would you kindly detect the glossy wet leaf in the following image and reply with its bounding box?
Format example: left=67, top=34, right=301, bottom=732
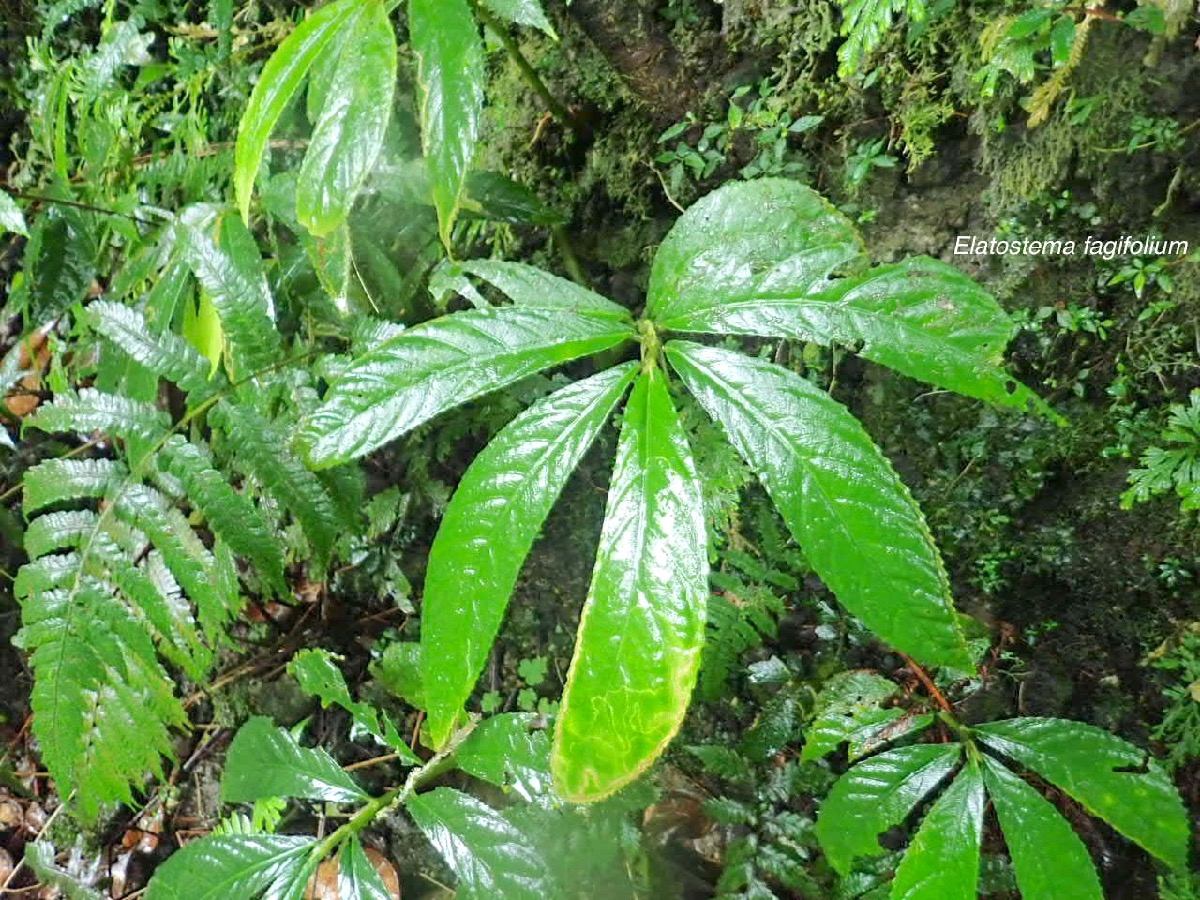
left=481, top=0, right=557, bottom=37
left=85, top=300, right=217, bottom=398
left=407, top=787, right=552, bottom=899
left=455, top=713, right=552, bottom=802
left=338, top=839, right=394, bottom=900
left=981, top=755, right=1102, bottom=900
left=180, top=211, right=279, bottom=378
left=0, top=191, right=28, bottom=237
left=804, top=706, right=930, bottom=763
left=305, top=17, right=345, bottom=126
left=802, top=671, right=935, bottom=762
left=300, top=307, right=635, bottom=468
left=463, top=172, right=566, bottom=225
left=668, top=342, right=972, bottom=669
left=422, top=364, right=636, bottom=746
left=160, top=436, right=287, bottom=596
left=646, top=178, right=865, bottom=323
left=220, top=716, right=368, bottom=803
left=25, top=388, right=169, bottom=442
left=664, top=255, right=1056, bottom=419
left=409, top=0, right=484, bottom=248
left=288, top=649, right=419, bottom=764
left=182, top=289, right=223, bottom=379
left=212, top=402, right=342, bottom=571
left=296, top=0, right=396, bottom=236
left=975, top=717, right=1189, bottom=869
left=445, top=259, right=628, bottom=316
left=234, top=0, right=365, bottom=222
left=145, top=834, right=316, bottom=900
left=816, top=742, right=961, bottom=875
left=552, top=368, right=708, bottom=802
left=890, top=759, right=984, bottom=900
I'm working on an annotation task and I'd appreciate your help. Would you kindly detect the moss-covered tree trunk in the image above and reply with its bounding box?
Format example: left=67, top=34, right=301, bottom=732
left=567, top=0, right=704, bottom=124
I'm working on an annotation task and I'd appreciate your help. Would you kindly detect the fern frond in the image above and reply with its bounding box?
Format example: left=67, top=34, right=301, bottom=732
left=213, top=402, right=344, bottom=570
left=14, top=392, right=280, bottom=818
left=837, top=0, right=927, bottom=78
left=84, top=300, right=220, bottom=398
left=157, top=435, right=288, bottom=595
left=22, top=459, right=125, bottom=513
left=87, top=298, right=353, bottom=572
left=1123, top=391, right=1200, bottom=512
left=112, top=482, right=235, bottom=640
left=26, top=388, right=169, bottom=442
left=14, top=574, right=185, bottom=822
left=178, top=209, right=281, bottom=379
left=699, top=583, right=784, bottom=702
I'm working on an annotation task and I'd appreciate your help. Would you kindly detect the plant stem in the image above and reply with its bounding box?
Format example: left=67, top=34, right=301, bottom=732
left=0, top=188, right=157, bottom=226
left=552, top=224, right=588, bottom=286
left=638, top=319, right=662, bottom=372
left=306, top=718, right=480, bottom=865
left=898, top=652, right=956, bottom=717
left=471, top=3, right=580, bottom=132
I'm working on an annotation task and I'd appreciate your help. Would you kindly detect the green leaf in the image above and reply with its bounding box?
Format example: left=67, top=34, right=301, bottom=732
left=179, top=211, right=280, bottom=378
left=159, top=436, right=288, bottom=597
left=21, top=522, right=211, bottom=678
left=1124, top=6, right=1166, bottom=35
left=801, top=671, right=933, bottom=762
left=297, top=0, right=397, bottom=236
left=646, top=178, right=865, bottom=324
left=552, top=367, right=708, bottom=802
left=1050, top=15, right=1076, bottom=67
left=456, top=713, right=552, bottom=801
left=14, top=208, right=97, bottom=325
left=234, top=0, right=366, bottom=222
left=145, top=834, right=316, bottom=900
left=24, top=842, right=104, bottom=900
left=25, top=388, right=168, bottom=443
left=816, top=743, right=962, bottom=875
left=211, top=0, right=233, bottom=58
left=668, top=342, right=971, bottom=670
left=407, top=787, right=552, bottom=899
left=14, top=579, right=185, bottom=822
left=288, top=649, right=419, bottom=764
left=220, top=716, right=368, bottom=803
left=422, top=364, right=637, bottom=745
left=975, top=717, right=1189, bottom=869
left=463, top=172, right=566, bottom=225
left=981, top=755, right=1102, bottom=900
left=84, top=300, right=217, bottom=398
left=409, top=0, right=485, bottom=248
left=183, top=289, right=224, bottom=379
left=890, top=759, right=984, bottom=900
left=301, top=307, right=635, bottom=468
left=662, top=253, right=1054, bottom=419
left=23, top=458, right=124, bottom=515
left=0, top=191, right=28, bottom=237
left=338, top=838, right=393, bottom=900
left=480, top=0, right=556, bottom=37
left=305, top=17, right=345, bottom=125
left=374, top=642, right=426, bottom=709
left=445, top=259, right=628, bottom=316
left=213, top=402, right=342, bottom=571
left=112, top=484, right=237, bottom=641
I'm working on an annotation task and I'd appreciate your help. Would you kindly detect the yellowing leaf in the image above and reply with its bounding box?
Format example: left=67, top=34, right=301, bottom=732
left=552, top=368, right=708, bottom=801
